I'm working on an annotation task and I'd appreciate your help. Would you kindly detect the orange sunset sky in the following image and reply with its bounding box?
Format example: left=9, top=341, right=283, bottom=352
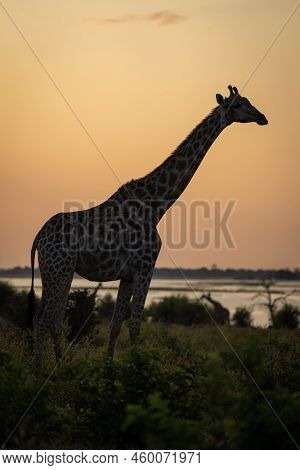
left=0, top=0, right=299, bottom=269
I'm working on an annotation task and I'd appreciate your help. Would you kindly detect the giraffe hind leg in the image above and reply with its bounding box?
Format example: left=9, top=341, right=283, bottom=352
left=108, top=278, right=134, bottom=358
left=35, top=271, right=74, bottom=368
left=34, top=304, right=49, bottom=371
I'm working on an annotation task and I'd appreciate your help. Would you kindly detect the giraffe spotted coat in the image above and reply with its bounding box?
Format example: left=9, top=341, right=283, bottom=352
left=28, top=85, right=267, bottom=367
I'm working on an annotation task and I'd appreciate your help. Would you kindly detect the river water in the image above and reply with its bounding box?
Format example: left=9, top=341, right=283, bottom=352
left=2, top=277, right=300, bottom=328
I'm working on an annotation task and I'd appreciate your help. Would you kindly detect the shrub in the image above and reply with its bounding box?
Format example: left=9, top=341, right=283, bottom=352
left=66, top=288, right=98, bottom=341
left=0, top=326, right=300, bottom=449
left=273, top=303, right=299, bottom=329
left=145, top=295, right=215, bottom=326
left=232, top=307, right=252, bottom=327
left=0, top=281, right=39, bottom=329
left=123, top=393, right=206, bottom=449
left=0, top=281, right=16, bottom=314
left=95, top=293, right=119, bottom=323
left=0, top=352, right=60, bottom=449
left=1, top=283, right=300, bottom=449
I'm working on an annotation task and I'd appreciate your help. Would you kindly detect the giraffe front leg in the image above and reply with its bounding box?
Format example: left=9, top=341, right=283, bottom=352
left=49, top=324, right=63, bottom=366
left=108, top=278, right=134, bottom=358
left=129, top=269, right=153, bottom=347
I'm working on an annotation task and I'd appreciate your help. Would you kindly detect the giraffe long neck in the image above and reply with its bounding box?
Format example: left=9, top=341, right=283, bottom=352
left=139, top=106, right=229, bottom=220
left=207, top=298, right=219, bottom=308
left=111, top=106, right=229, bottom=222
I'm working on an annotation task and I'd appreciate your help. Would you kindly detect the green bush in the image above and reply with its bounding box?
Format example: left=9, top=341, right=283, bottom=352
left=273, top=303, right=299, bottom=329
left=95, top=293, right=115, bottom=322
left=145, top=295, right=215, bottom=325
left=66, top=288, right=98, bottom=341
left=94, top=293, right=131, bottom=323
left=1, top=282, right=300, bottom=449
left=123, top=393, right=207, bottom=449
left=0, top=327, right=299, bottom=449
left=232, top=307, right=252, bottom=327
left=0, top=351, right=61, bottom=449
left=0, top=281, right=16, bottom=314
left=0, top=281, right=40, bottom=329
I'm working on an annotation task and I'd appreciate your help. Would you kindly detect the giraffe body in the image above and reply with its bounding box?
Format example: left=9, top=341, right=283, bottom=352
left=29, top=85, right=267, bottom=366
left=32, top=200, right=161, bottom=364
left=202, top=293, right=230, bottom=325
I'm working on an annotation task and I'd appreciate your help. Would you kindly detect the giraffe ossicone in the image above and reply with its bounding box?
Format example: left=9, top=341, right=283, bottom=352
left=28, top=85, right=268, bottom=367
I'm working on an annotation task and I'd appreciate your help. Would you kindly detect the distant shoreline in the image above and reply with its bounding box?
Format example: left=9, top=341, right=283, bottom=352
left=1, top=266, right=299, bottom=280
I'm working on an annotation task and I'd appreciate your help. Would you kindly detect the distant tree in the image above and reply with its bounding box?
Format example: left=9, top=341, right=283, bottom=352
left=232, top=307, right=252, bottom=327
left=145, top=295, right=215, bottom=326
left=253, top=280, right=297, bottom=327
left=273, top=303, right=299, bottom=329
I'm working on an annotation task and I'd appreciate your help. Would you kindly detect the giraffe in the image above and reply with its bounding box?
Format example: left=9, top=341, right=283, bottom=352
left=28, top=85, right=267, bottom=366
left=201, top=292, right=230, bottom=325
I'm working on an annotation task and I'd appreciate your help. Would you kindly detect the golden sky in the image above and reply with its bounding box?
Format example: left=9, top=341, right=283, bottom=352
left=0, top=0, right=299, bottom=269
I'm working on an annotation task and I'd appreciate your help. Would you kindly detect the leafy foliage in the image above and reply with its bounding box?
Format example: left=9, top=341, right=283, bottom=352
left=145, top=295, right=216, bottom=325
left=232, top=307, right=252, bottom=327
left=0, top=281, right=300, bottom=449
left=0, top=282, right=40, bottom=329
left=273, top=303, right=299, bottom=329
left=66, top=288, right=98, bottom=341
left=1, top=318, right=300, bottom=449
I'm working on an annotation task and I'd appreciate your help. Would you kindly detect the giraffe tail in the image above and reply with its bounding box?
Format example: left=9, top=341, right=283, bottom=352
left=27, top=234, right=39, bottom=330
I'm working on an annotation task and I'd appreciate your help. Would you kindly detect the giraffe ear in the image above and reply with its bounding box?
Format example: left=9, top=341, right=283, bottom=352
left=216, top=94, right=225, bottom=106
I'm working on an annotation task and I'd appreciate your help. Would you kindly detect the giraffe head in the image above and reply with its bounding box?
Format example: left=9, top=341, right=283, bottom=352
left=216, top=85, right=268, bottom=126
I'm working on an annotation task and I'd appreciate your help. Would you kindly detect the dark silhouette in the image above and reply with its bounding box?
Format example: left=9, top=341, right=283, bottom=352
left=27, top=85, right=268, bottom=367
left=253, top=280, right=297, bottom=327
left=66, top=283, right=101, bottom=341
left=232, top=307, right=252, bottom=327
left=273, top=303, right=299, bottom=329
left=27, top=289, right=35, bottom=330
left=201, top=293, right=230, bottom=325
left=145, top=295, right=215, bottom=325
left=0, top=281, right=40, bottom=330
left=1, top=266, right=300, bottom=280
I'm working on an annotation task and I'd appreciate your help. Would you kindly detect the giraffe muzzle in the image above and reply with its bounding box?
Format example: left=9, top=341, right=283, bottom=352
left=256, top=113, right=268, bottom=126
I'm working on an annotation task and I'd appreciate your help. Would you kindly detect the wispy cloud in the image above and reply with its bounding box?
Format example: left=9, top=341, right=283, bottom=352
left=85, top=10, right=187, bottom=27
